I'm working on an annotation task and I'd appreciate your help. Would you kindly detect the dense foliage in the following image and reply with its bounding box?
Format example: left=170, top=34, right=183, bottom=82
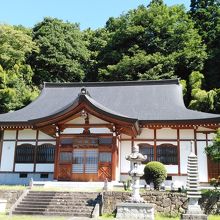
left=205, top=129, right=220, bottom=162
left=29, top=18, right=90, bottom=84
left=0, top=0, right=219, bottom=115
left=144, top=161, right=167, bottom=190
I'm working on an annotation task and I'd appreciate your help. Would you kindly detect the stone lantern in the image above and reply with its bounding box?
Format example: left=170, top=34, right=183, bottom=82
left=116, top=144, right=155, bottom=220
left=126, top=145, right=147, bottom=202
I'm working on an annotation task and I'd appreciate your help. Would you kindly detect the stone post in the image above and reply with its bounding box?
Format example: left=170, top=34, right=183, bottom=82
left=181, top=141, right=207, bottom=220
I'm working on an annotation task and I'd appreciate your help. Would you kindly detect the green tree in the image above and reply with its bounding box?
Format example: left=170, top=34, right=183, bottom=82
left=0, top=25, right=38, bottom=113
left=83, top=28, right=110, bottom=81
left=205, top=128, right=220, bottom=162
left=96, top=2, right=206, bottom=81
left=30, top=17, right=90, bottom=85
left=188, top=71, right=220, bottom=113
left=190, top=0, right=220, bottom=88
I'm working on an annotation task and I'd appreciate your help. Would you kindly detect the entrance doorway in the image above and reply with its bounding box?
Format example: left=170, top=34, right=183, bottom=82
left=72, top=149, right=98, bottom=181
left=57, top=144, right=113, bottom=181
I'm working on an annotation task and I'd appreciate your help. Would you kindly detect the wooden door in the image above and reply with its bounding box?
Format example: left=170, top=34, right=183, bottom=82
left=208, top=157, right=220, bottom=180
left=72, top=149, right=98, bottom=181
left=58, top=151, right=72, bottom=180
left=98, top=152, right=112, bottom=181
left=58, top=164, right=72, bottom=180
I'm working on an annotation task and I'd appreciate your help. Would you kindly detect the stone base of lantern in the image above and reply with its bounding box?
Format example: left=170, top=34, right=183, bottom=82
left=181, top=204, right=207, bottom=220
left=116, top=202, right=155, bottom=220
left=181, top=213, right=207, bottom=220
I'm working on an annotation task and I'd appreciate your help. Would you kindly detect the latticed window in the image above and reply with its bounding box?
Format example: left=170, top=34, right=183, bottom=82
left=36, top=144, right=55, bottom=163
left=139, top=144, right=154, bottom=163
left=15, top=144, right=35, bottom=163
left=156, top=144, right=178, bottom=165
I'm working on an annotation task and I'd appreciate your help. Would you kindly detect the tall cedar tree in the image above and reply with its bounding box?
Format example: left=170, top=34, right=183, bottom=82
left=190, top=0, right=220, bottom=89
left=29, top=18, right=90, bottom=85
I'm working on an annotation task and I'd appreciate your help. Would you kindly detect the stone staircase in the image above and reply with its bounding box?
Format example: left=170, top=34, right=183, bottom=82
left=11, top=191, right=101, bottom=217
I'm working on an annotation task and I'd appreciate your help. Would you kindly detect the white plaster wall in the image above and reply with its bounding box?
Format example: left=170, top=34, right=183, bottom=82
left=0, top=141, right=15, bottom=171
left=197, top=141, right=208, bottom=182
left=172, top=176, right=187, bottom=187
left=17, top=141, right=35, bottom=146
left=35, top=164, right=54, bottom=172
left=196, top=133, right=206, bottom=140
left=197, top=126, right=214, bottom=132
left=165, top=165, right=178, bottom=174
left=3, top=130, right=16, bottom=140
left=66, top=114, right=109, bottom=124
left=37, top=141, right=56, bottom=145
left=38, top=131, right=55, bottom=140
left=120, top=141, right=132, bottom=173
left=180, top=141, right=191, bottom=174
left=208, top=133, right=215, bottom=140
left=179, top=129, right=194, bottom=139
left=15, top=164, right=34, bottom=172
left=18, top=129, right=36, bottom=140
left=157, top=141, right=177, bottom=145
left=156, top=128, right=177, bottom=139
left=138, top=128, right=154, bottom=139
left=90, top=128, right=111, bottom=134
left=120, top=134, right=131, bottom=139
left=66, top=117, right=85, bottom=124
left=62, top=128, right=84, bottom=134
left=134, top=141, right=154, bottom=146
left=89, top=114, right=108, bottom=124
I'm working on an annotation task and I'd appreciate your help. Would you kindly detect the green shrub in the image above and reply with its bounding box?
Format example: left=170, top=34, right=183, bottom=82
left=144, top=161, right=167, bottom=190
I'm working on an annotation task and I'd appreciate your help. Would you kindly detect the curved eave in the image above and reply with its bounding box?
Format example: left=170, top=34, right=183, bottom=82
left=28, top=94, right=138, bottom=125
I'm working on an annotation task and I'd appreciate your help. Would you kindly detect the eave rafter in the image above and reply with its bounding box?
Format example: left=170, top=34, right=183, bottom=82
left=32, top=93, right=139, bottom=137
left=140, top=122, right=220, bottom=130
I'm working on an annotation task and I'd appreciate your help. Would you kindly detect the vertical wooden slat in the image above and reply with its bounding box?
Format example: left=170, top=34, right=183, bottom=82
left=13, top=130, right=19, bottom=172
left=177, top=129, right=181, bottom=175
left=33, top=130, right=39, bottom=172
left=54, top=135, right=60, bottom=180
left=154, top=129, right=157, bottom=161
left=194, top=128, right=197, bottom=155
left=0, top=130, right=4, bottom=168
left=111, top=136, right=117, bottom=181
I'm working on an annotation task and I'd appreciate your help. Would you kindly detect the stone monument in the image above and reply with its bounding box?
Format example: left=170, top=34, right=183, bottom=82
left=116, top=145, right=155, bottom=220
left=181, top=141, right=207, bottom=220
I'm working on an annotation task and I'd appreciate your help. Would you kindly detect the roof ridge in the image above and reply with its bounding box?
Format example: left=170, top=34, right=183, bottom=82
left=44, top=79, right=180, bottom=88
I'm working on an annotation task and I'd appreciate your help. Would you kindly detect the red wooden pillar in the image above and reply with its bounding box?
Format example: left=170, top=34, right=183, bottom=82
left=54, top=136, right=60, bottom=180
left=111, top=136, right=117, bottom=181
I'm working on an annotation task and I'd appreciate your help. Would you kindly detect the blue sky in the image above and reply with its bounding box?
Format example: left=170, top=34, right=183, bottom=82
left=0, top=0, right=190, bottom=30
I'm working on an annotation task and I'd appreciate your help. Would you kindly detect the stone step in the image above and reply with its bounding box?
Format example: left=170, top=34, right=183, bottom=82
left=19, top=201, right=94, bottom=206
left=15, top=207, right=93, bottom=212
left=25, top=196, right=96, bottom=200
left=21, top=199, right=95, bottom=204
left=12, top=210, right=92, bottom=217
left=12, top=191, right=100, bottom=217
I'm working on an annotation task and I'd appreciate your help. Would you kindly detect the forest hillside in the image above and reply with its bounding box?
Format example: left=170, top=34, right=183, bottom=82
left=0, top=0, right=219, bottom=114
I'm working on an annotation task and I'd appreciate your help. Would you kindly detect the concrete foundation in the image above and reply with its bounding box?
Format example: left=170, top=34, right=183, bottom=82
left=116, top=202, right=154, bottom=220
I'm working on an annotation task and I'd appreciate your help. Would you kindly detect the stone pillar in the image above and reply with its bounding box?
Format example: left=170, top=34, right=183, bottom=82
left=181, top=141, right=207, bottom=220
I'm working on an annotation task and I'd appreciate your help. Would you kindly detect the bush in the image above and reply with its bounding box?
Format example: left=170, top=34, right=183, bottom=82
left=144, top=161, right=167, bottom=190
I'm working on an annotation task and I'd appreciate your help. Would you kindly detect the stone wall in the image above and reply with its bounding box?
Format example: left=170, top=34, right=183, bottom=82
left=102, top=191, right=187, bottom=216
left=199, top=191, right=220, bottom=215
left=0, top=190, right=23, bottom=211
left=103, top=191, right=220, bottom=215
